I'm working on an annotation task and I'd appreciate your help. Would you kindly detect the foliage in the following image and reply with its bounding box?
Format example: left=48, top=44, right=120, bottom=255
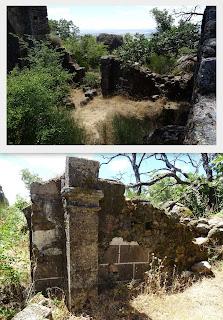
left=7, top=40, right=85, bottom=145
left=149, top=20, right=200, bottom=57
left=148, top=53, right=176, bottom=74
left=21, top=168, right=43, bottom=190
left=150, top=8, right=174, bottom=33
left=112, top=115, right=149, bottom=145
left=64, top=35, right=108, bottom=70
left=49, top=19, right=79, bottom=40
left=116, top=33, right=151, bottom=66
left=82, top=71, right=101, bottom=88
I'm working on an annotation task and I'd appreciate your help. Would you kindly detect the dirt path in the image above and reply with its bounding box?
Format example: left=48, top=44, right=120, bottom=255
left=70, top=89, right=177, bottom=144
left=132, top=268, right=223, bottom=320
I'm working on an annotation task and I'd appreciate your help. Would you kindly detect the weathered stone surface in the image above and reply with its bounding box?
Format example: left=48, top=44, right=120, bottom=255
left=195, top=223, right=211, bottom=236
left=7, top=6, right=49, bottom=72
left=12, top=303, right=52, bottom=320
left=184, top=94, right=216, bottom=145
left=145, top=125, right=186, bottom=145
left=100, top=56, right=193, bottom=101
left=197, top=58, right=216, bottom=94
left=191, top=261, right=212, bottom=274
left=208, top=227, right=223, bottom=245
left=184, top=6, right=216, bottom=145
left=65, top=157, right=99, bottom=188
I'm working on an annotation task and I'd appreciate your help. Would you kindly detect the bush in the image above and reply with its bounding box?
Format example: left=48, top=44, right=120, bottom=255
left=82, top=71, right=101, bottom=88
left=7, top=40, right=85, bottom=145
left=112, top=115, right=149, bottom=145
left=148, top=53, right=176, bottom=74
left=64, top=35, right=108, bottom=70
left=116, top=33, right=151, bottom=66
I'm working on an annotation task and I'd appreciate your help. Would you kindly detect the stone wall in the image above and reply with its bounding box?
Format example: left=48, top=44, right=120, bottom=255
left=184, top=6, right=216, bottom=144
left=0, top=185, right=8, bottom=206
left=7, top=6, right=49, bottom=72
left=100, top=56, right=193, bottom=101
left=25, top=157, right=209, bottom=311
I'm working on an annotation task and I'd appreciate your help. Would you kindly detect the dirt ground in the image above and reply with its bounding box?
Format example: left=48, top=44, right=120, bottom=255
left=132, top=268, right=223, bottom=320
left=70, top=89, right=177, bottom=144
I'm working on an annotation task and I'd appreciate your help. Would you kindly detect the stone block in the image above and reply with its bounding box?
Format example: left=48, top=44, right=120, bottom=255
left=120, top=245, right=149, bottom=263
left=197, top=58, right=216, bottom=94
left=116, top=263, right=133, bottom=281
left=12, top=303, right=52, bottom=320
left=65, top=157, right=99, bottom=188
left=101, top=245, right=119, bottom=264
left=135, top=263, right=150, bottom=279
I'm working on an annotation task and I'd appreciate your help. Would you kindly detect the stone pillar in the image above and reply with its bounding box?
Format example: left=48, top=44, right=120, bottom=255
left=30, top=179, right=66, bottom=293
left=100, top=56, right=121, bottom=96
left=62, top=157, right=103, bottom=311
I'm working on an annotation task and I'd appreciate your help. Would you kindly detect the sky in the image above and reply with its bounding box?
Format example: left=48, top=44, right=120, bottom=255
left=47, top=5, right=205, bottom=32
left=0, top=154, right=203, bottom=204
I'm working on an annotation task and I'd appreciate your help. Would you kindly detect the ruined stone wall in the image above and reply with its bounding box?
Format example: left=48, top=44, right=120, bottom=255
left=7, top=6, right=49, bottom=72
left=0, top=185, right=8, bottom=206
left=30, top=179, right=67, bottom=293
left=26, top=157, right=209, bottom=311
left=100, top=56, right=193, bottom=101
left=184, top=6, right=216, bottom=145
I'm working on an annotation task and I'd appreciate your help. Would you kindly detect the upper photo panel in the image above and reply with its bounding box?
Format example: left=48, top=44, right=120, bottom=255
left=7, top=5, right=216, bottom=145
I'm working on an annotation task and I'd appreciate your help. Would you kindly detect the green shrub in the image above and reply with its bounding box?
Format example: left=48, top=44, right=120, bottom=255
left=7, top=40, right=85, bottom=145
left=112, top=115, right=149, bottom=145
left=116, top=33, right=151, bottom=66
left=148, top=53, right=176, bottom=74
left=64, top=35, right=108, bottom=70
left=82, top=71, right=101, bottom=88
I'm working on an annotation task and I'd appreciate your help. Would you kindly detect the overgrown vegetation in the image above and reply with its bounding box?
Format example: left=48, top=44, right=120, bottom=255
left=0, top=203, right=29, bottom=319
left=112, top=115, right=150, bottom=145
left=115, top=7, right=200, bottom=74
left=7, top=39, right=85, bottom=145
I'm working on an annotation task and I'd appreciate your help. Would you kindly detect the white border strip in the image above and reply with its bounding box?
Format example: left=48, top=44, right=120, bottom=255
left=0, top=0, right=222, bottom=153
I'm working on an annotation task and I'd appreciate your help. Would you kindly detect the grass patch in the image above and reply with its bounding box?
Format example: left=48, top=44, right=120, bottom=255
left=112, top=114, right=149, bottom=145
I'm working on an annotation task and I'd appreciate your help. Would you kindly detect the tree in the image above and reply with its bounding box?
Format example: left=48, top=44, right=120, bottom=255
left=49, top=19, right=79, bottom=40
left=150, top=8, right=174, bottom=33
left=21, top=169, right=43, bottom=190
left=102, top=153, right=223, bottom=216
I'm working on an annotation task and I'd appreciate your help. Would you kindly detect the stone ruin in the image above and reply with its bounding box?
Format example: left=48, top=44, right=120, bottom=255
left=100, top=6, right=216, bottom=145
left=23, top=157, right=216, bottom=312
left=7, top=6, right=85, bottom=82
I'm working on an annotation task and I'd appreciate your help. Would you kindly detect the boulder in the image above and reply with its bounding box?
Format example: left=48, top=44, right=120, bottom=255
left=191, top=261, right=212, bottom=274
left=193, top=237, right=209, bottom=246
left=195, top=223, right=211, bottom=236
left=85, top=89, right=97, bottom=99
left=80, top=97, right=90, bottom=106
left=12, top=303, right=52, bottom=320
left=208, top=227, right=223, bottom=245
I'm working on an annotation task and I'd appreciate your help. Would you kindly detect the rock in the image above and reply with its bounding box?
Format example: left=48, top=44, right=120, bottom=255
left=195, top=223, right=211, bottom=236
left=202, top=38, right=216, bottom=58
left=175, top=55, right=197, bottom=74
left=12, top=303, right=52, bottom=320
left=198, top=218, right=209, bottom=224
left=66, top=101, right=75, bottom=110
left=85, top=89, right=97, bottom=99
left=145, top=125, right=186, bottom=145
left=197, top=57, right=216, bottom=94
left=193, top=237, right=209, bottom=246
left=208, top=227, right=223, bottom=245
left=80, top=97, right=90, bottom=106
left=83, top=86, right=91, bottom=93
left=151, top=95, right=160, bottom=101
left=97, top=33, right=123, bottom=52
left=191, top=261, right=212, bottom=274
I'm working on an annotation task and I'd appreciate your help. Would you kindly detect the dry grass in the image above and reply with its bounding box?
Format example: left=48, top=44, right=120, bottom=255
left=132, top=265, right=223, bottom=320
left=70, top=89, right=180, bottom=144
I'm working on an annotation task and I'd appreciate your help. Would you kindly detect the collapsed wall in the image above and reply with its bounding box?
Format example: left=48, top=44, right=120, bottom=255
left=7, top=6, right=49, bottom=72
left=25, top=157, right=208, bottom=311
left=184, top=6, right=216, bottom=145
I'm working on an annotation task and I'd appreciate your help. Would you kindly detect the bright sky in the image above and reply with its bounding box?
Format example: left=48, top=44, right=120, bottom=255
left=47, top=5, right=205, bottom=31
left=0, top=154, right=202, bottom=204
